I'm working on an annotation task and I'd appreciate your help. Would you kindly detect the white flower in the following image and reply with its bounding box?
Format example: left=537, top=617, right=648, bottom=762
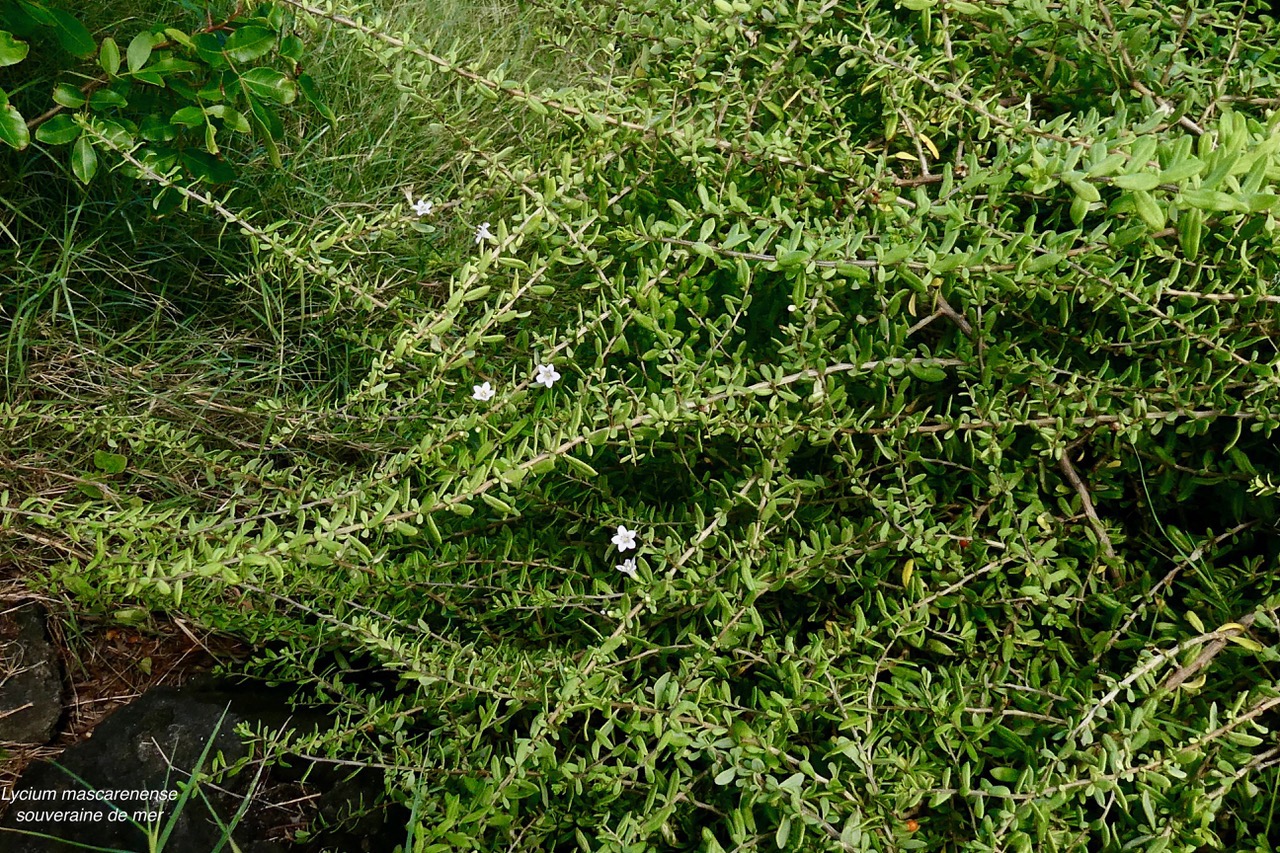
left=611, top=525, right=638, bottom=551
left=475, top=221, right=493, bottom=244
left=787, top=303, right=797, bottom=312
left=617, top=558, right=638, bottom=579
left=412, top=198, right=434, bottom=217
left=471, top=381, right=495, bottom=401
left=534, top=364, right=560, bottom=388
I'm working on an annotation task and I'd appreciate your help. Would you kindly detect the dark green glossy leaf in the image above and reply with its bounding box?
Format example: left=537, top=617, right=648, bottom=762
left=0, top=30, right=29, bottom=66
left=239, top=67, right=296, bottom=105
left=245, top=92, right=283, bottom=140
left=223, top=25, right=276, bottom=62
left=206, top=104, right=251, bottom=133
left=146, top=56, right=202, bottom=76
left=139, top=114, right=177, bottom=142
left=180, top=148, right=236, bottom=184
left=99, top=36, right=121, bottom=75
left=71, top=136, right=97, bottom=182
left=50, top=9, right=95, bottom=57
left=89, top=88, right=128, bottom=109
left=52, top=82, right=86, bottom=107
left=34, top=114, right=80, bottom=144
left=244, top=94, right=282, bottom=167
left=170, top=106, right=205, bottom=127
left=0, top=103, right=29, bottom=149
left=298, top=73, right=336, bottom=124
left=279, top=34, right=303, bottom=62
left=191, top=32, right=227, bottom=67
left=131, top=69, right=165, bottom=87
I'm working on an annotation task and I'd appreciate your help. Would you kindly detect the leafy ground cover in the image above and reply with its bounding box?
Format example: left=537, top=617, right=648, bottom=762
left=3, top=0, right=1280, bottom=850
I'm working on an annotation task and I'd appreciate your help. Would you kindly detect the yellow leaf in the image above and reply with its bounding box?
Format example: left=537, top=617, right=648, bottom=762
left=1227, top=634, right=1264, bottom=652
left=918, top=132, right=940, bottom=160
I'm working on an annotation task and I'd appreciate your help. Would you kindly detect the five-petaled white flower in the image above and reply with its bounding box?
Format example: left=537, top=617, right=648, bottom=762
left=412, top=198, right=434, bottom=217
left=617, top=558, right=638, bottom=579
left=611, top=525, right=638, bottom=551
left=471, top=381, right=495, bottom=402
left=475, top=221, right=493, bottom=244
left=534, top=364, right=560, bottom=388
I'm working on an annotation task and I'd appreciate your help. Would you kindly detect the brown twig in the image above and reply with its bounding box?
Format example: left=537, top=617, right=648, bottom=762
left=1057, top=447, right=1118, bottom=576
left=1162, top=611, right=1260, bottom=691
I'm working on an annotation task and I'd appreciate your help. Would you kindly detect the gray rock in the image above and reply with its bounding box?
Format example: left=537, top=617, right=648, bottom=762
left=0, top=602, right=64, bottom=745
left=0, top=679, right=406, bottom=852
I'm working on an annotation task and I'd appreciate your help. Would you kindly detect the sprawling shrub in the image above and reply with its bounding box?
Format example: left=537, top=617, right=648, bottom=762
left=4, top=0, right=1279, bottom=850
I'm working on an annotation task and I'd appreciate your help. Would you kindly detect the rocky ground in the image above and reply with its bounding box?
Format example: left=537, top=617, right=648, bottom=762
left=0, top=576, right=403, bottom=851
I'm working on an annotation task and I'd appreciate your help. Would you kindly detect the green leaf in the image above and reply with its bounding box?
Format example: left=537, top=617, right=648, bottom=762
left=76, top=483, right=104, bottom=500
left=564, top=455, right=599, bottom=478
left=170, top=106, right=205, bottom=127
left=50, top=9, right=96, bottom=57
left=239, top=67, right=296, bottom=104
left=126, top=31, right=154, bottom=72
left=1181, top=188, right=1244, bottom=212
left=908, top=362, right=948, bottom=383
left=99, top=36, right=121, bottom=76
left=776, top=249, right=810, bottom=268
left=1132, top=190, right=1165, bottom=230
left=1243, top=192, right=1279, bottom=213
left=1159, top=157, right=1205, bottom=183
left=481, top=493, right=516, bottom=515
left=297, top=73, right=336, bottom=124
left=243, top=95, right=281, bottom=167
left=1112, top=171, right=1160, bottom=191
left=1068, top=178, right=1100, bottom=203
left=34, top=114, right=80, bottom=144
left=0, top=31, right=29, bottom=66
left=223, top=25, right=276, bottom=62
left=206, top=104, right=251, bottom=133
left=139, top=114, right=176, bottom=142
left=1178, top=207, right=1202, bottom=259
left=1086, top=152, right=1127, bottom=178
left=775, top=815, right=791, bottom=849
left=0, top=104, right=29, bottom=150
left=180, top=149, right=235, bottom=183
left=245, top=92, right=283, bottom=140
left=279, top=34, right=304, bottom=62
left=130, top=69, right=165, bottom=87
left=163, top=28, right=194, bottom=51
left=89, top=89, right=128, bottom=109
left=93, top=450, right=127, bottom=474
left=52, top=82, right=86, bottom=108
left=71, top=136, right=98, bottom=182
left=102, top=123, right=136, bottom=150
left=190, top=32, right=227, bottom=67
left=1070, top=194, right=1090, bottom=226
